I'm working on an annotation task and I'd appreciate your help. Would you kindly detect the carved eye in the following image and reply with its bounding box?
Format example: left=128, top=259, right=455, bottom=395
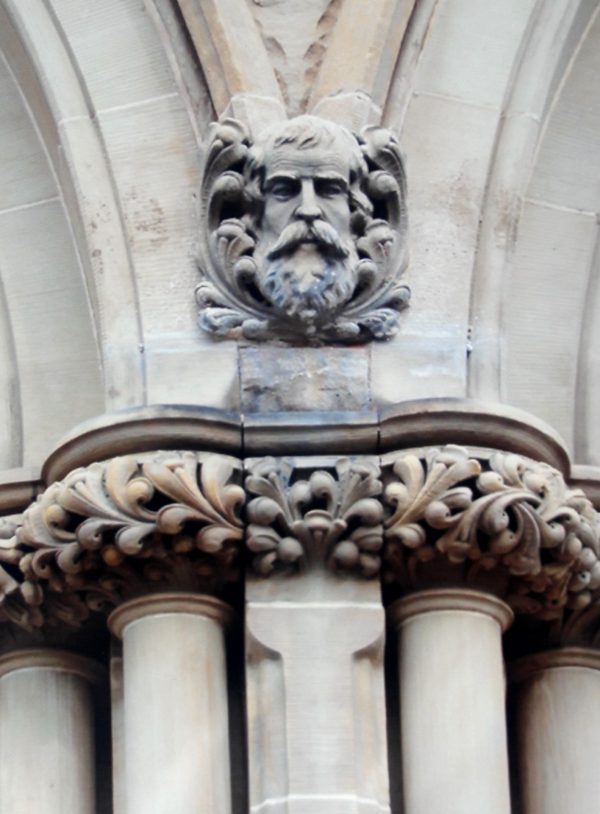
left=268, top=178, right=300, bottom=201
left=315, top=179, right=347, bottom=198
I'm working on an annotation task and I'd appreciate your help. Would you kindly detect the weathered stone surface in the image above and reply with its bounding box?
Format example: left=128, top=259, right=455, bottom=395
left=240, top=346, right=371, bottom=412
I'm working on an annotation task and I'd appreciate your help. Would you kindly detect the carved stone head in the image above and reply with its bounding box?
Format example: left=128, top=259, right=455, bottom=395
left=196, top=115, right=409, bottom=344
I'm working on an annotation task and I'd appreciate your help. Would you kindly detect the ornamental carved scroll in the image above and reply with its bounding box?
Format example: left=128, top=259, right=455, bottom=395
left=383, top=445, right=600, bottom=632
left=246, top=458, right=384, bottom=577
left=0, top=453, right=244, bottom=630
left=195, top=115, right=409, bottom=344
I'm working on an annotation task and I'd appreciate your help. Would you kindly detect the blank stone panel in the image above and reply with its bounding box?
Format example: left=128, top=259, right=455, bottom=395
left=503, top=201, right=597, bottom=451
left=371, top=329, right=466, bottom=405
left=528, top=10, right=600, bottom=214
left=379, top=94, right=498, bottom=400
left=0, top=55, right=56, bottom=211
left=0, top=275, right=19, bottom=468
left=0, top=200, right=103, bottom=466
left=398, top=95, right=498, bottom=329
left=412, top=0, right=537, bottom=109
left=49, top=0, right=177, bottom=112
left=145, top=337, right=240, bottom=409
left=96, top=95, right=201, bottom=340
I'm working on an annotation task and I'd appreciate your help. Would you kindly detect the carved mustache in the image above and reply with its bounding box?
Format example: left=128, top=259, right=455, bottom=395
left=266, top=220, right=350, bottom=261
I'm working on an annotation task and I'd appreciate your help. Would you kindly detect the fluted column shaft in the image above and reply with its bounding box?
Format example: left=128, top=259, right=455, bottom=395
left=512, top=648, right=600, bottom=814
left=390, top=589, right=513, bottom=814
left=0, top=649, right=101, bottom=814
left=108, top=592, right=233, bottom=814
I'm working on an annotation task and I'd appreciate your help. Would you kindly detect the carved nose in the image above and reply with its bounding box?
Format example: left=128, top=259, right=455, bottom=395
left=295, top=180, right=322, bottom=221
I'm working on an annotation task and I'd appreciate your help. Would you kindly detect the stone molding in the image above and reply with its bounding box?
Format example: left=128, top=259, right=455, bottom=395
left=389, top=588, right=514, bottom=632
left=2, top=425, right=600, bottom=639
left=0, top=647, right=103, bottom=683
left=37, top=399, right=572, bottom=487
left=107, top=592, right=234, bottom=639
left=509, top=647, right=600, bottom=683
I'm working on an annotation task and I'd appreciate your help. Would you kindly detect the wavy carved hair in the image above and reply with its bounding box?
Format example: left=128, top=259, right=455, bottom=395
left=244, top=115, right=373, bottom=227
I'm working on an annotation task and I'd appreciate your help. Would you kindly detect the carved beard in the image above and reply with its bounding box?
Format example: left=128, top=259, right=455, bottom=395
left=255, top=221, right=358, bottom=325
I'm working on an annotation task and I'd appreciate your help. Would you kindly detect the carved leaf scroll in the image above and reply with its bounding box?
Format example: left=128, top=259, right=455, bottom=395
left=246, top=458, right=383, bottom=577
left=383, top=446, right=600, bottom=625
left=2, top=452, right=244, bottom=630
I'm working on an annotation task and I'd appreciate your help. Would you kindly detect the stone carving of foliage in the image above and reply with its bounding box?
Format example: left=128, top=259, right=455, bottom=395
left=195, top=116, right=410, bottom=344
left=383, top=445, right=600, bottom=624
left=246, top=458, right=383, bottom=576
left=1, top=453, right=244, bottom=629
left=0, top=515, right=44, bottom=629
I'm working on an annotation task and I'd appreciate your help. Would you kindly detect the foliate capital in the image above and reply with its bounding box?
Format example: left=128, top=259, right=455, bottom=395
left=1, top=452, right=244, bottom=630
left=3, top=442, right=600, bottom=644
left=382, top=445, right=600, bottom=641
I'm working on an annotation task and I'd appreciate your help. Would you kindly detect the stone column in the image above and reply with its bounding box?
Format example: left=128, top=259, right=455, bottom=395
left=0, top=648, right=101, bottom=814
left=108, top=592, right=233, bottom=814
left=389, top=589, right=513, bottom=814
left=512, top=647, right=600, bottom=814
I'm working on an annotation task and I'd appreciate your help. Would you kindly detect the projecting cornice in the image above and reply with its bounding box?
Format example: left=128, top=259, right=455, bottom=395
left=1, top=400, right=599, bottom=641
left=37, top=399, right=570, bottom=486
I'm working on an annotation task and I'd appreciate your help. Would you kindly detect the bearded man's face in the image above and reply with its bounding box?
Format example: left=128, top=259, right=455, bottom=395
left=252, top=147, right=359, bottom=325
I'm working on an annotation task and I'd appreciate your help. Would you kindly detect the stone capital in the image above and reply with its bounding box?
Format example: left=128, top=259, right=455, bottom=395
left=0, top=451, right=244, bottom=630
left=382, top=444, right=600, bottom=642
left=1, top=402, right=600, bottom=642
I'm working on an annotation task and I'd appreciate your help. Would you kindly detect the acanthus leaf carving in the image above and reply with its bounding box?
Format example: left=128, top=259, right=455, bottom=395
left=2, top=452, right=244, bottom=630
left=383, top=445, right=600, bottom=635
left=195, top=115, right=409, bottom=345
left=246, top=457, right=384, bottom=577
left=3, top=444, right=600, bottom=643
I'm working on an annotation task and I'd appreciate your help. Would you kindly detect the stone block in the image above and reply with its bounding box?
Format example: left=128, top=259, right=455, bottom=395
left=240, top=345, right=371, bottom=413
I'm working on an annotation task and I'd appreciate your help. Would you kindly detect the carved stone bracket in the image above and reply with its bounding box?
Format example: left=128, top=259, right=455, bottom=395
left=246, top=457, right=384, bottom=577
left=382, top=445, right=600, bottom=641
left=0, top=452, right=244, bottom=630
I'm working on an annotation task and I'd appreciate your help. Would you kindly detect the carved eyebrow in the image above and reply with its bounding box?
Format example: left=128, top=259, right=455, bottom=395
left=313, top=173, right=349, bottom=187
left=313, top=172, right=347, bottom=182
left=264, top=172, right=299, bottom=187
